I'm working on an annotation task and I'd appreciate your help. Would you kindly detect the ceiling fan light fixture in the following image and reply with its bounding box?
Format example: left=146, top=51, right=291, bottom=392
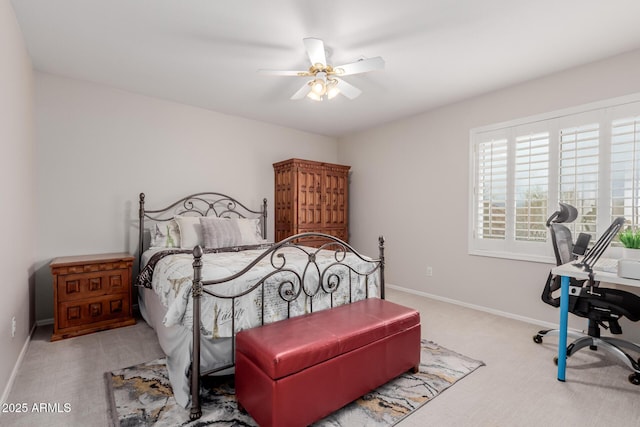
left=309, top=72, right=327, bottom=96
left=311, top=80, right=325, bottom=95
left=307, top=91, right=323, bottom=101
left=326, top=79, right=340, bottom=99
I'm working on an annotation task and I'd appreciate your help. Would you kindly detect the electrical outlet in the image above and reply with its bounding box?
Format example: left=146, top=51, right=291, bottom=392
left=426, top=266, right=433, bottom=277
left=11, top=316, right=16, bottom=338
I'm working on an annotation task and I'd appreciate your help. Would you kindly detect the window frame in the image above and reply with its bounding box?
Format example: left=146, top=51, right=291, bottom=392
left=468, top=93, right=640, bottom=263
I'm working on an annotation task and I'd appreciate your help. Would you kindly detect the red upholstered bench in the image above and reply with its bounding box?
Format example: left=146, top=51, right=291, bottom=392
left=235, top=298, right=421, bottom=427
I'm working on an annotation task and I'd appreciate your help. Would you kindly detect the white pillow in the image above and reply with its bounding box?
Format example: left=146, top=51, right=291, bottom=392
left=236, top=218, right=263, bottom=244
left=174, top=215, right=204, bottom=249
left=149, top=219, right=180, bottom=248
left=199, top=217, right=263, bottom=248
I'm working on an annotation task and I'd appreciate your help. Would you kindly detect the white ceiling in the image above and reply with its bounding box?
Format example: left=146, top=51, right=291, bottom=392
left=11, top=0, right=640, bottom=137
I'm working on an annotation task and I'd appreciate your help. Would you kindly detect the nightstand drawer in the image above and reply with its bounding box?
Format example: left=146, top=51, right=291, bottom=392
left=57, top=269, right=129, bottom=301
left=57, top=293, right=131, bottom=330
left=55, top=260, right=132, bottom=275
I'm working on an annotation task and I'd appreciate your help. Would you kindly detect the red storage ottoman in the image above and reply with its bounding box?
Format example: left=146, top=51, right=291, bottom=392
left=235, top=298, right=421, bottom=427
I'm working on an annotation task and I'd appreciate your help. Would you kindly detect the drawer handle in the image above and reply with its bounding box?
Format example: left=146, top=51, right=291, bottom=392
left=89, top=278, right=102, bottom=291
left=89, top=303, right=102, bottom=317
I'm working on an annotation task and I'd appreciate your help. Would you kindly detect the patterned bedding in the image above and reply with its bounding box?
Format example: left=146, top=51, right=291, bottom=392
left=139, top=245, right=380, bottom=339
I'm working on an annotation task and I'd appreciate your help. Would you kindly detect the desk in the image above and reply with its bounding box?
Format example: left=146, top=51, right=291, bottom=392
left=551, top=262, right=640, bottom=381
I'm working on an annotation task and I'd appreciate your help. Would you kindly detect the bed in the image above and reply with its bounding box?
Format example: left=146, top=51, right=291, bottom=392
left=135, top=192, right=385, bottom=420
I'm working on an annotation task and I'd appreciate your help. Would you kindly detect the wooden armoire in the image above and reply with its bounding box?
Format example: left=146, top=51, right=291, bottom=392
left=273, top=158, right=350, bottom=246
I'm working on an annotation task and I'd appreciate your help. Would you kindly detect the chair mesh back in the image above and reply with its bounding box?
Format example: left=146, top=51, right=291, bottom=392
left=550, top=224, right=575, bottom=266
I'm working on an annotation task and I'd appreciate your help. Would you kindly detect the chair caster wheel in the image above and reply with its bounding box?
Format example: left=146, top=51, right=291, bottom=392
left=553, top=354, right=568, bottom=366
left=629, top=373, right=640, bottom=386
left=533, top=335, right=543, bottom=344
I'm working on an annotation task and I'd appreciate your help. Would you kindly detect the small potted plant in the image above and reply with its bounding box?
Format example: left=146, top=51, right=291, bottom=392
left=619, top=227, right=640, bottom=259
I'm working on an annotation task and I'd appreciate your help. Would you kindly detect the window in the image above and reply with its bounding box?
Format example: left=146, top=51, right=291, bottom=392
left=514, top=132, right=549, bottom=242
left=611, top=115, right=640, bottom=225
left=558, top=123, right=599, bottom=237
left=476, top=138, right=507, bottom=240
left=469, top=95, right=640, bottom=262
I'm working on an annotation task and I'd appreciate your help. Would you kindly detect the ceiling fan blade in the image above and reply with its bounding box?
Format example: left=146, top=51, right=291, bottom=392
left=333, top=56, right=385, bottom=76
left=334, top=78, right=362, bottom=100
left=303, top=37, right=326, bottom=67
left=258, top=69, right=309, bottom=76
left=290, top=82, right=312, bottom=100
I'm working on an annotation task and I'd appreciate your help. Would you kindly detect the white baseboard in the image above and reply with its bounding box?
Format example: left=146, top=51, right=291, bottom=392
left=1, top=322, right=37, bottom=406
left=386, top=283, right=561, bottom=330
left=36, top=318, right=53, bottom=326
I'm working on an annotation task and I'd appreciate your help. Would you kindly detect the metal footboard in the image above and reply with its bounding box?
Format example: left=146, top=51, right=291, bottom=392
left=189, top=233, right=385, bottom=420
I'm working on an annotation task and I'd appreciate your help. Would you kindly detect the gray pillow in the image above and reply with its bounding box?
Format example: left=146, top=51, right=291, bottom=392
left=199, top=217, right=262, bottom=248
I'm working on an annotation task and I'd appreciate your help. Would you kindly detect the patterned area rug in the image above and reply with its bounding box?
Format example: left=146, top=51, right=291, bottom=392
left=106, top=340, right=484, bottom=426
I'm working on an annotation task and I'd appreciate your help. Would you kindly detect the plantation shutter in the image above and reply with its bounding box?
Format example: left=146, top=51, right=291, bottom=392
left=475, top=138, right=508, bottom=240
left=514, top=133, right=549, bottom=242
left=469, top=96, right=640, bottom=262
left=611, top=115, right=640, bottom=226
left=558, top=123, right=599, bottom=238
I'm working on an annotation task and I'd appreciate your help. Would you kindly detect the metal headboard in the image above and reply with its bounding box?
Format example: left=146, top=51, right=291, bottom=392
left=137, top=192, right=268, bottom=268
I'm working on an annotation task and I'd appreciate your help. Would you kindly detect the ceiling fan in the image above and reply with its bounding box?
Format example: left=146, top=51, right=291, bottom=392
left=258, top=38, right=385, bottom=101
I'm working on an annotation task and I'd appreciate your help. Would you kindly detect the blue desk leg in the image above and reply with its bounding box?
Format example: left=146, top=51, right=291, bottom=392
left=557, top=275, right=569, bottom=381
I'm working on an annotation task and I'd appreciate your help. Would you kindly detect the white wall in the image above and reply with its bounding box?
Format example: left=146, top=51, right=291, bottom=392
left=339, top=48, right=640, bottom=339
left=0, top=0, right=35, bottom=403
left=34, top=72, right=338, bottom=322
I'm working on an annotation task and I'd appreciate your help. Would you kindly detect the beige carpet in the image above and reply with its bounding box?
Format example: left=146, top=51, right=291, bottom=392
left=5, top=288, right=640, bottom=427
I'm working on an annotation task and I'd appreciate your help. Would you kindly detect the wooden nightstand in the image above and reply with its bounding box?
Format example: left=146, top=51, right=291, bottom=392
left=50, top=252, right=135, bottom=341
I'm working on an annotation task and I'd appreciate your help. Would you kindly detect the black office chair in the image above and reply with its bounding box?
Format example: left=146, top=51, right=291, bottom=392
left=533, top=203, right=640, bottom=385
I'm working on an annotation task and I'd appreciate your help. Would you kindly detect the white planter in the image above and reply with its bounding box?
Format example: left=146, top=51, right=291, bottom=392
left=622, top=247, right=640, bottom=260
